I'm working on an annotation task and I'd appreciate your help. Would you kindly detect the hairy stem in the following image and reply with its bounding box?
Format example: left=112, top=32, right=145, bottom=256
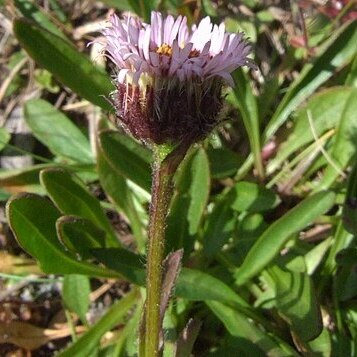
left=142, top=143, right=190, bottom=357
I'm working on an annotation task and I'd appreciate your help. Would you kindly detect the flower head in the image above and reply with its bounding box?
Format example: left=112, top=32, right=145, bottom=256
left=96, top=12, right=256, bottom=145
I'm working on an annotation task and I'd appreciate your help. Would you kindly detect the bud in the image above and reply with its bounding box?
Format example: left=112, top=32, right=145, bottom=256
left=96, top=12, right=256, bottom=145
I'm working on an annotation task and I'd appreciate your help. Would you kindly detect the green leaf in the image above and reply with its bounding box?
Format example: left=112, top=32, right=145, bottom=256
left=6, top=193, right=119, bottom=277
left=323, top=221, right=354, bottom=277
left=207, top=301, right=295, bottom=357
left=230, top=68, right=263, bottom=178
left=24, top=99, right=93, bottom=163
left=231, top=213, right=268, bottom=266
left=176, top=268, right=248, bottom=308
left=305, top=238, right=332, bottom=275
left=0, top=127, right=10, bottom=151
left=203, top=197, right=236, bottom=258
left=90, top=246, right=252, bottom=312
left=13, top=18, right=113, bottom=110
left=268, top=87, right=354, bottom=174
left=98, top=130, right=152, bottom=192
left=56, top=216, right=106, bottom=259
left=230, top=181, right=281, bottom=212
left=187, top=148, right=210, bottom=235
left=62, top=274, right=91, bottom=323
left=207, top=146, right=243, bottom=179
left=58, top=289, right=138, bottom=357
left=14, top=0, right=69, bottom=40
left=0, top=164, right=53, bottom=194
left=91, top=248, right=146, bottom=286
left=269, top=266, right=322, bottom=341
left=234, top=191, right=335, bottom=285
left=343, top=159, right=357, bottom=235
left=166, top=148, right=210, bottom=255
left=307, top=328, right=331, bottom=357
left=265, top=20, right=357, bottom=141
left=317, top=88, right=357, bottom=189
left=96, top=131, right=146, bottom=251
left=40, top=168, right=119, bottom=247
left=345, top=51, right=357, bottom=87
left=335, top=264, right=357, bottom=301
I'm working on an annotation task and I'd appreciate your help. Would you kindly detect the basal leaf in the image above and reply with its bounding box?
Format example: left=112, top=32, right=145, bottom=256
left=235, top=191, right=335, bottom=285
left=40, top=168, right=119, bottom=247
left=13, top=18, right=113, bottom=110
left=24, top=99, right=93, bottom=163
left=58, top=289, right=138, bottom=357
left=269, top=266, right=322, bottom=341
left=6, top=193, right=119, bottom=278
left=98, top=130, right=151, bottom=192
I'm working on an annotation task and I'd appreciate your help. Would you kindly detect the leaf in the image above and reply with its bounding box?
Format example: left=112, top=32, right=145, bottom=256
left=264, top=20, right=357, bottom=141
left=335, top=264, right=357, bottom=301
left=317, top=88, right=357, bottom=189
left=40, top=168, right=119, bottom=247
left=6, top=193, right=119, bottom=278
left=343, top=159, right=357, bottom=235
left=58, top=289, right=138, bottom=357
left=323, top=221, right=354, bottom=277
left=207, top=146, right=243, bottom=179
left=0, top=127, right=10, bottom=151
left=96, top=126, right=146, bottom=250
left=231, top=213, right=267, bottom=266
left=98, top=130, right=152, bottom=192
left=14, top=0, right=69, bottom=40
left=207, top=301, right=294, bottom=357
left=175, top=319, right=202, bottom=357
left=203, top=196, right=236, bottom=258
left=230, top=68, right=263, bottom=178
left=24, top=99, right=93, bottom=163
left=62, top=274, right=91, bottom=323
left=234, top=191, right=335, bottom=285
left=91, top=248, right=146, bottom=286
left=230, top=181, right=281, bottom=212
left=187, top=148, right=210, bottom=235
left=269, top=266, right=322, bottom=342
left=176, top=268, right=248, bottom=308
left=268, top=87, right=354, bottom=174
left=160, top=250, right=183, bottom=324
left=56, top=216, right=106, bottom=259
left=166, top=148, right=209, bottom=255
left=305, top=238, right=332, bottom=275
left=13, top=18, right=113, bottom=110
left=307, top=328, right=331, bottom=357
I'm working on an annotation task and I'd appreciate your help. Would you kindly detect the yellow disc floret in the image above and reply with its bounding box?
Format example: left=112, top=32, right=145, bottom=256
left=156, top=43, right=173, bottom=56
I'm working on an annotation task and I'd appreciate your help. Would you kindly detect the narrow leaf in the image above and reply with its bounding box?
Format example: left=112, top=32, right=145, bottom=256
left=56, top=216, right=106, bottom=259
left=13, top=18, right=113, bottom=110
left=62, top=275, right=91, bottom=323
left=269, top=266, right=322, bottom=341
left=58, top=289, right=138, bottom=357
left=207, top=301, right=295, bottom=357
left=98, top=130, right=151, bottom=192
left=40, top=168, right=119, bottom=247
left=235, top=191, right=335, bottom=285
left=231, top=181, right=281, bottom=212
left=24, top=99, right=93, bottom=163
left=265, top=20, right=357, bottom=140
left=6, top=193, right=119, bottom=278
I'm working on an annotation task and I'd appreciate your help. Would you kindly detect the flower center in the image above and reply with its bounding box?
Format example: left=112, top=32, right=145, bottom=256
left=156, top=43, right=172, bottom=56
left=156, top=43, right=201, bottom=58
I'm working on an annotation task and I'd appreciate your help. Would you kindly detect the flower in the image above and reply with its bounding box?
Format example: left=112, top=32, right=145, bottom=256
left=96, top=12, right=256, bottom=145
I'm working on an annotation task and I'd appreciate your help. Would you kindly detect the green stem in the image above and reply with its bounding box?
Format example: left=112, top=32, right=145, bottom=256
left=141, top=143, right=190, bottom=357
left=145, top=154, right=173, bottom=356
